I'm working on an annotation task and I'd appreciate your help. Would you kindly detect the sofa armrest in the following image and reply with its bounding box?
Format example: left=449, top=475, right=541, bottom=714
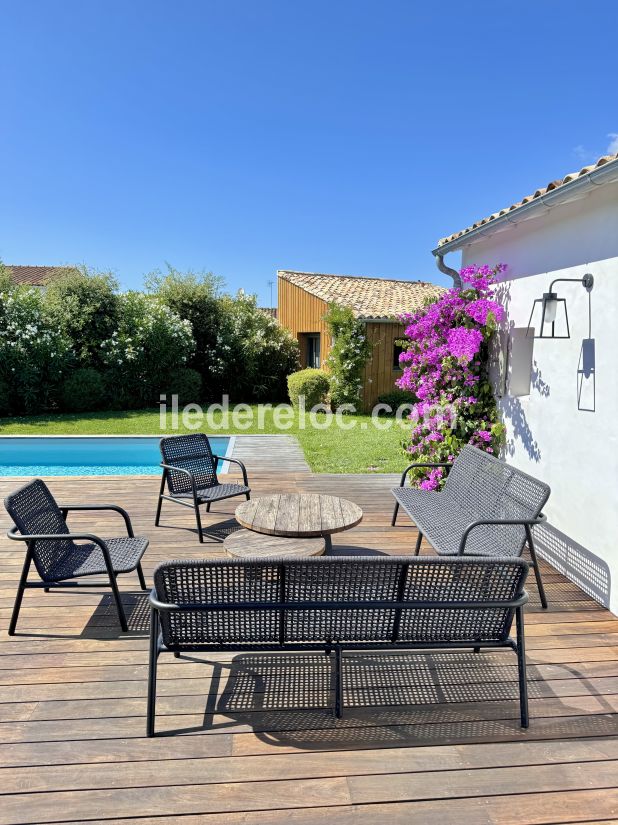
left=458, top=513, right=547, bottom=555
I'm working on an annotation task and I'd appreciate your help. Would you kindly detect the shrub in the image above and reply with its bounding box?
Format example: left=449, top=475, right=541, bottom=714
left=287, top=368, right=330, bottom=409
left=214, top=292, right=300, bottom=401
left=44, top=267, right=120, bottom=368
left=61, top=368, right=106, bottom=412
left=162, top=367, right=203, bottom=404
left=101, top=292, right=195, bottom=408
left=0, top=377, right=10, bottom=415
left=151, top=273, right=299, bottom=402
left=324, top=304, right=371, bottom=411
left=146, top=266, right=223, bottom=394
left=0, top=284, right=71, bottom=413
left=397, top=263, right=507, bottom=489
left=376, top=389, right=415, bottom=415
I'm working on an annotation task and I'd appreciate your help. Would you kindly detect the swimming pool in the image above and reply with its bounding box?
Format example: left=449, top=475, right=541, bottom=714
left=0, top=436, right=232, bottom=476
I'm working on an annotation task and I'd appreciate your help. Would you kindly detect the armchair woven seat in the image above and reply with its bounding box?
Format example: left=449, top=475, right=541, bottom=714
left=4, top=479, right=148, bottom=633
left=156, top=434, right=250, bottom=543
left=170, top=482, right=251, bottom=502
left=44, top=535, right=149, bottom=581
left=391, top=445, right=551, bottom=607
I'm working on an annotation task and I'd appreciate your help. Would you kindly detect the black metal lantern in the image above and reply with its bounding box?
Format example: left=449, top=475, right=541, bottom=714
left=526, top=273, right=594, bottom=339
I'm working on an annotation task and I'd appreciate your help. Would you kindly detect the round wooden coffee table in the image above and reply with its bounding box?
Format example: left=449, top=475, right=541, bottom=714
left=235, top=493, right=363, bottom=552
left=223, top=529, right=326, bottom=558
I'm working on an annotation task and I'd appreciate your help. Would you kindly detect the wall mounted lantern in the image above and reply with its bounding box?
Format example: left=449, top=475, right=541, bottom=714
left=526, top=273, right=594, bottom=339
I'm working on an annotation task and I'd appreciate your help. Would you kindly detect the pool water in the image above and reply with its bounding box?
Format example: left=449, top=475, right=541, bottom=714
left=0, top=436, right=231, bottom=476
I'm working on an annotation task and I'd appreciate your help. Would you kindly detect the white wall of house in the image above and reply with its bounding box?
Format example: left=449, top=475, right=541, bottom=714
left=458, top=180, right=618, bottom=612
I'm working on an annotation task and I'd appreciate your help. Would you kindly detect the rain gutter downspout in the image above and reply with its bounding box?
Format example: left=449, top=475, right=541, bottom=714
left=434, top=252, right=462, bottom=288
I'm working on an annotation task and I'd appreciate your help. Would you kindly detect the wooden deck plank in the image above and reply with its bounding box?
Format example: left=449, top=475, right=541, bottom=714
left=0, top=466, right=617, bottom=825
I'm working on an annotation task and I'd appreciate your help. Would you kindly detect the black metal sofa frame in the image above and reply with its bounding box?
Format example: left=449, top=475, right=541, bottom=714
left=147, top=555, right=529, bottom=736
left=391, top=445, right=550, bottom=608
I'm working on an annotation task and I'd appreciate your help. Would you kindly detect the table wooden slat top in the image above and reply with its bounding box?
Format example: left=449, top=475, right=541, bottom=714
left=235, top=493, right=363, bottom=537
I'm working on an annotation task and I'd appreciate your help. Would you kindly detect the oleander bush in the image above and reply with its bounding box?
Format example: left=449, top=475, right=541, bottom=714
left=287, top=368, right=330, bottom=410
left=0, top=281, right=71, bottom=414
left=61, top=368, right=106, bottom=412
left=162, top=367, right=203, bottom=404
left=0, top=261, right=299, bottom=415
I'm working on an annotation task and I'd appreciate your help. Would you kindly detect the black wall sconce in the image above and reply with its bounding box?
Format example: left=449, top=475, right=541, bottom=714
left=526, top=273, right=594, bottom=339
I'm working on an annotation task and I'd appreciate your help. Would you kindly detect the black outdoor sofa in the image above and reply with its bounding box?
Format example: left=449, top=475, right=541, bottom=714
left=4, top=478, right=148, bottom=633
left=155, top=433, right=250, bottom=543
left=391, top=445, right=550, bottom=608
left=147, top=555, right=530, bottom=736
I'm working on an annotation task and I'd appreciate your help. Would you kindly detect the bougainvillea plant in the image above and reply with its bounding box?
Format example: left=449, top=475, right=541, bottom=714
left=396, top=263, right=507, bottom=490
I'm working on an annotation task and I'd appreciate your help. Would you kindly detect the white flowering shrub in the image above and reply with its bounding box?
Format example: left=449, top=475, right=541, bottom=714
left=0, top=285, right=72, bottom=413
left=324, top=303, right=371, bottom=411
left=101, top=292, right=195, bottom=407
left=210, top=292, right=299, bottom=400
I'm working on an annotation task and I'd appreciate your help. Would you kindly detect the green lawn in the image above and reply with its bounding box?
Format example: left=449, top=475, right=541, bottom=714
left=0, top=407, right=409, bottom=474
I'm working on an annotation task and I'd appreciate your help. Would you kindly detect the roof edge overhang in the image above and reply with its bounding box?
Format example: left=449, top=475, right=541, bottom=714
left=433, top=156, right=618, bottom=256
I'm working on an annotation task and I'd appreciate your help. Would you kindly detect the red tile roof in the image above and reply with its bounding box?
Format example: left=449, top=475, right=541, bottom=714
left=278, top=270, right=444, bottom=320
left=5, top=265, right=79, bottom=286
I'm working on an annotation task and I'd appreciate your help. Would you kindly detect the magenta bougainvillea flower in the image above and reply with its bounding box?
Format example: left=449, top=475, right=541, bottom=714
left=396, top=263, right=507, bottom=490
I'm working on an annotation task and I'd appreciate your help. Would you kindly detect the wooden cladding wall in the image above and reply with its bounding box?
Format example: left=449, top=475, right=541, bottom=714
left=278, top=276, right=405, bottom=409
left=278, top=277, right=332, bottom=367
left=361, top=321, right=405, bottom=411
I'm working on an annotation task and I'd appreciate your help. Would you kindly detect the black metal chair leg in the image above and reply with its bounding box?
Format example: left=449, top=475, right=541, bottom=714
left=104, top=563, right=128, bottom=631
left=206, top=502, right=211, bottom=513
left=195, top=503, right=204, bottom=543
left=246, top=492, right=251, bottom=500
left=414, top=530, right=423, bottom=556
left=147, top=607, right=160, bottom=737
left=526, top=525, right=548, bottom=609
left=333, top=646, right=343, bottom=718
left=136, top=562, right=147, bottom=591
left=391, top=502, right=399, bottom=526
left=155, top=472, right=166, bottom=526
left=8, top=551, right=33, bottom=636
left=516, top=606, right=529, bottom=728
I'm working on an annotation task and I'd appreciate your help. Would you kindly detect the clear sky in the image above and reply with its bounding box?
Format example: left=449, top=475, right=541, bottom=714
left=2, top=0, right=617, bottom=304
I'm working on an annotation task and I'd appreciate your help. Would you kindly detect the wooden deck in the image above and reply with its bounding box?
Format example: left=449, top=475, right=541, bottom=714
left=1, top=467, right=618, bottom=824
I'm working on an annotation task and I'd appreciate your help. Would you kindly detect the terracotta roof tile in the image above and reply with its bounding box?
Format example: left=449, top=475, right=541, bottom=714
left=278, top=270, right=444, bottom=320
left=5, top=265, right=79, bottom=286
left=438, top=152, right=618, bottom=247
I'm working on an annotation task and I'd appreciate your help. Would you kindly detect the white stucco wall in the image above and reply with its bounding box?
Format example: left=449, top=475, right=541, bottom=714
left=458, top=180, right=618, bottom=612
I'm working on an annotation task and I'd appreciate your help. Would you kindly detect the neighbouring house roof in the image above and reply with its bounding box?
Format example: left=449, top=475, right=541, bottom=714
left=436, top=152, right=618, bottom=251
left=278, top=270, right=444, bottom=320
left=4, top=265, right=79, bottom=286
left=260, top=307, right=278, bottom=319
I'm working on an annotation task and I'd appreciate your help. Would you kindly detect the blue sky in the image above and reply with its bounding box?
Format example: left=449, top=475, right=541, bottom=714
left=2, top=0, right=616, bottom=304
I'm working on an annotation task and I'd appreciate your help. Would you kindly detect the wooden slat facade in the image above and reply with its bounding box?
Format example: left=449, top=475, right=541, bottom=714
left=278, top=276, right=405, bottom=410
left=361, top=321, right=405, bottom=411
left=277, top=277, right=331, bottom=369
left=1, top=455, right=618, bottom=824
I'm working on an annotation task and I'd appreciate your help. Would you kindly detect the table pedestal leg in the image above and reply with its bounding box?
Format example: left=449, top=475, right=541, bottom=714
left=324, top=534, right=332, bottom=553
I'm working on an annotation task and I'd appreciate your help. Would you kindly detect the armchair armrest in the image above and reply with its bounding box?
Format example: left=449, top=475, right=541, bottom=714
left=214, top=455, right=249, bottom=486
left=399, top=461, right=452, bottom=487
left=160, top=462, right=198, bottom=499
left=458, top=513, right=547, bottom=555
left=58, top=504, right=134, bottom=537
left=7, top=525, right=118, bottom=573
